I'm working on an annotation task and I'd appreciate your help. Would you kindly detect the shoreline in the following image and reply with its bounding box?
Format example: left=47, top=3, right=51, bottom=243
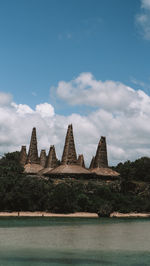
left=0, top=212, right=98, bottom=218
left=0, top=211, right=150, bottom=218
left=110, top=212, right=150, bottom=218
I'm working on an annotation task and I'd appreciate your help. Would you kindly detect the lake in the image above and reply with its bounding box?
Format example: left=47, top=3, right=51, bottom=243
left=0, top=217, right=150, bottom=265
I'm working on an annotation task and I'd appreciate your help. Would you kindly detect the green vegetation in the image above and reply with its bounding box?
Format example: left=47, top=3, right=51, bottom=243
left=0, top=152, right=150, bottom=215
left=113, top=157, right=150, bottom=182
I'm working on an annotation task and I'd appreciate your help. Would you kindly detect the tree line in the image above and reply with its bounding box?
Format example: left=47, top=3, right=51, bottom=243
left=0, top=152, right=150, bottom=216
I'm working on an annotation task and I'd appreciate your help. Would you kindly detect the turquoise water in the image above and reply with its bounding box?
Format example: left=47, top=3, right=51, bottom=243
left=0, top=217, right=150, bottom=265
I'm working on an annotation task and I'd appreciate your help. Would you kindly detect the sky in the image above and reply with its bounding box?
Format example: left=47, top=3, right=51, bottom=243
left=0, top=0, right=150, bottom=166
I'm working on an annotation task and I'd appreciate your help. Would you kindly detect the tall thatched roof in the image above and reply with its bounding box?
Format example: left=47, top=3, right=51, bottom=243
left=61, top=124, right=77, bottom=165
left=20, top=146, right=27, bottom=166
left=89, top=156, right=95, bottom=169
left=77, top=154, right=85, bottom=168
left=47, top=145, right=58, bottom=168
left=40, top=149, right=47, bottom=167
left=26, top=127, right=39, bottom=164
left=94, top=136, right=108, bottom=168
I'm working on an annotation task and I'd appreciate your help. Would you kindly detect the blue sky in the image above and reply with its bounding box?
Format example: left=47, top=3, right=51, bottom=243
left=1, top=0, right=150, bottom=165
left=0, top=0, right=149, bottom=110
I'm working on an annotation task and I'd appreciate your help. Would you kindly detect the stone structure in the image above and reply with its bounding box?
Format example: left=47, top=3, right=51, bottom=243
left=20, top=146, right=27, bottom=166
left=77, top=154, right=85, bottom=168
left=93, top=136, right=108, bottom=168
left=61, top=124, right=77, bottom=165
left=47, top=145, right=58, bottom=168
left=40, top=149, right=47, bottom=167
left=26, top=127, right=39, bottom=164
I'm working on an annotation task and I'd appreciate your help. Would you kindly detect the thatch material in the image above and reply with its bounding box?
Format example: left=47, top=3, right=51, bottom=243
left=94, top=136, right=108, bottom=168
left=61, top=124, right=77, bottom=165
left=46, top=164, right=91, bottom=175
left=47, top=145, right=58, bottom=168
left=91, top=167, right=119, bottom=177
left=40, top=150, right=47, bottom=167
left=24, top=163, right=43, bottom=174
left=38, top=167, right=53, bottom=175
left=20, top=146, right=27, bottom=166
left=89, top=156, right=95, bottom=169
left=77, top=154, right=85, bottom=168
left=26, top=127, right=39, bottom=164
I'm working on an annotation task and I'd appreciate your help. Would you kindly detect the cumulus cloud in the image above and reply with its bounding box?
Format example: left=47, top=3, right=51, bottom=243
left=53, top=73, right=150, bottom=164
left=12, top=103, right=34, bottom=116
left=1, top=71, right=150, bottom=166
left=36, top=103, right=55, bottom=118
left=0, top=92, right=12, bottom=106
left=141, top=0, right=150, bottom=9
left=136, top=0, right=150, bottom=40
left=56, top=72, right=150, bottom=115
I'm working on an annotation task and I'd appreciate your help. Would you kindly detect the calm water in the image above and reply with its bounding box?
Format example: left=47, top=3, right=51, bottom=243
left=0, top=217, right=150, bottom=266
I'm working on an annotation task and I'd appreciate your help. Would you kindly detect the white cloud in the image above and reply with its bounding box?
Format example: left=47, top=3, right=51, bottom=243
left=36, top=103, right=55, bottom=118
left=141, top=0, right=150, bottom=9
left=56, top=72, right=150, bottom=115
left=54, top=73, right=150, bottom=164
left=0, top=92, right=12, bottom=106
left=130, top=77, right=150, bottom=91
left=136, top=0, right=150, bottom=40
left=12, top=103, right=34, bottom=116
left=1, top=71, right=150, bottom=167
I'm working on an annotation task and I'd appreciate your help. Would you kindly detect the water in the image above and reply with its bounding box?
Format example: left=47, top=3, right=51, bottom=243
left=0, top=217, right=150, bottom=266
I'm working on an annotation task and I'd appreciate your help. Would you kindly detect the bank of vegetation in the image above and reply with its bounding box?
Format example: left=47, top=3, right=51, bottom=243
left=0, top=152, right=150, bottom=216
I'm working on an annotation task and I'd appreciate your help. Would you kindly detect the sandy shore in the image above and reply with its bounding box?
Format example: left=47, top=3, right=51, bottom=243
left=0, top=211, right=150, bottom=218
left=110, top=212, right=150, bottom=218
left=0, top=212, right=98, bottom=218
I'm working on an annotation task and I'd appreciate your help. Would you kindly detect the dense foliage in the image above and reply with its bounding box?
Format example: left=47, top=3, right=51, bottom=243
left=113, top=157, right=150, bottom=182
left=0, top=152, right=150, bottom=214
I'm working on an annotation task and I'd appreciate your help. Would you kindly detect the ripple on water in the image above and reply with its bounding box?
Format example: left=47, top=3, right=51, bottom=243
left=0, top=217, right=150, bottom=265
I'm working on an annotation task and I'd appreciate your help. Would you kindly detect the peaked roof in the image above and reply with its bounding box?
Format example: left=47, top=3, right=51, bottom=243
left=38, top=167, right=53, bottom=175
left=40, top=149, right=47, bottom=167
left=46, top=145, right=58, bottom=168
left=20, top=146, right=27, bottom=166
left=91, top=167, right=120, bottom=177
left=61, top=124, right=77, bottom=165
left=94, top=136, right=108, bottom=168
left=45, top=164, right=91, bottom=175
left=89, top=156, right=95, bottom=169
left=26, top=127, right=39, bottom=164
left=77, top=154, right=85, bottom=168
left=24, top=163, right=43, bottom=174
